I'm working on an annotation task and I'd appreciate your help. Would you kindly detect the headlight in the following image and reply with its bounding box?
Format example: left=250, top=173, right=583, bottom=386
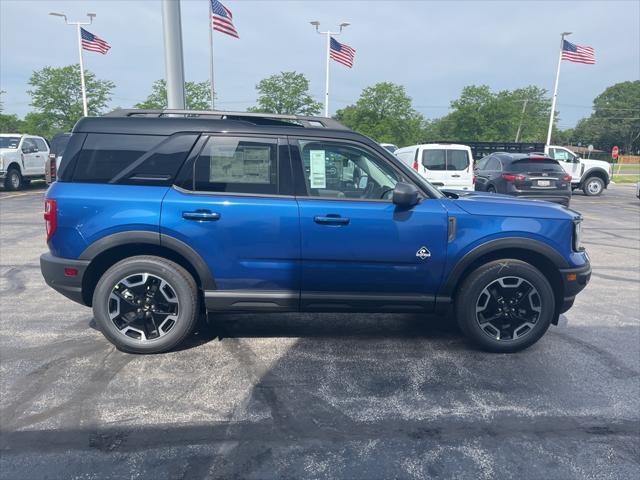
left=573, top=219, right=583, bottom=251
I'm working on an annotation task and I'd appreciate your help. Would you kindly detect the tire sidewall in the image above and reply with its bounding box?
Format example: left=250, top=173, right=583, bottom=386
left=5, top=168, right=22, bottom=191
left=583, top=176, right=604, bottom=196
left=455, top=259, right=555, bottom=352
left=92, top=257, right=197, bottom=354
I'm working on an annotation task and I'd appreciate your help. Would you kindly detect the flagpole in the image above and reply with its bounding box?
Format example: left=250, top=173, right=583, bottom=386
left=546, top=32, right=571, bottom=147
left=324, top=32, right=330, bottom=117
left=208, top=0, right=215, bottom=110
left=76, top=24, right=89, bottom=116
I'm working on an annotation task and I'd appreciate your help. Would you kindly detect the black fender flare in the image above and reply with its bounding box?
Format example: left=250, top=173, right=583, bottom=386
left=79, top=230, right=215, bottom=290
left=439, top=237, right=568, bottom=297
left=581, top=168, right=610, bottom=186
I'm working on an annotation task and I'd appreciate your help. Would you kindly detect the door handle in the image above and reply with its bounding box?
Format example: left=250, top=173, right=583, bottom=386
left=182, top=210, right=221, bottom=221
left=314, top=215, right=350, bottom=225
left=451, top=174, right=461, bottom=178
left=35, top=155, right=41, bottom=158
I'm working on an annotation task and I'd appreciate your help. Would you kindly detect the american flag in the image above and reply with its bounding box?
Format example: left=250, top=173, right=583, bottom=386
left=330, top=37, right=356, bottom=68
left=211, top=0, right=239, bottom=39
left=81, top=28, right=111, bottom=55
left=561, top=40, right=595, bottom=64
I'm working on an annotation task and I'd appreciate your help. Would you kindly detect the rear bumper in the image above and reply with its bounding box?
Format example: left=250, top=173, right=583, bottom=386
left=40, top=253, right=90, bottom=306
left=558, top=261, right=591, bottom=313
left=511, top=193, right=571, bottom=206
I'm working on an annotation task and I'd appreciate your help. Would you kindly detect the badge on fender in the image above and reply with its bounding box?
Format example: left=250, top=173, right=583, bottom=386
left=416, top=246, right=431, bottom=260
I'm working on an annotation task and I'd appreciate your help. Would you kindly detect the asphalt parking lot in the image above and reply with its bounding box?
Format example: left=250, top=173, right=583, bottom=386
left=0, top=183, right=638, bottom=479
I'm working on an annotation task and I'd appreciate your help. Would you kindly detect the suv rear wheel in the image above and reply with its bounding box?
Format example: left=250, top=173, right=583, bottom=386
left=92, top=256, right=199, bottom=354
left=455, top=259, right=554, bottom=353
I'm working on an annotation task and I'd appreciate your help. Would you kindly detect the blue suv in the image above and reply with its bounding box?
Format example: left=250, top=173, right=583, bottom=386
left=40, top=110, right=591, bottom=354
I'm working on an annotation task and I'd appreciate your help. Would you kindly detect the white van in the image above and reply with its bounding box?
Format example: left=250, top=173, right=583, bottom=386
left=394, top=143, right=474, bottom=191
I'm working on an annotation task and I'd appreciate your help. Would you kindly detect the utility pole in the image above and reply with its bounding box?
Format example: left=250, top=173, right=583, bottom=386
left=161, top=0, right=186, bottom=109
left=546, top=32, right=572, bottom=147
left=49, top=12, right=96, bottom=117
left=514, top=99, right=528, bottom=142
left=310, top=21, right=350, bottom=117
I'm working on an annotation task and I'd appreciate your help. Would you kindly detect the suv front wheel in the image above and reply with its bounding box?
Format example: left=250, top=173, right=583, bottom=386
left=455, top=259, right=555, bottom=353
left=92, top=256, right=199, bottom=354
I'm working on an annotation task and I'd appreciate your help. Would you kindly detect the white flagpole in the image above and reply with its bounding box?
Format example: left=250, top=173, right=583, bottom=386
left=546, top=32, right=571, bottom=147
left=76, top=24, right=89, bottom=116
left=324, top=32, right=331, bottom=117
left=208, top=0, right=215, bottom=110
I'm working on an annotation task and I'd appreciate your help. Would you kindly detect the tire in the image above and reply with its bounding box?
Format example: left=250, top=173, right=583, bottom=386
left=4, top=167, right=22, bottom=191
left=455, top=259, right=555, bottom=353
left=487, top=185, right=496, bottom=193
left=92, top=255, right=199, bottom=354
left=582, top=176, right=604, bottom=196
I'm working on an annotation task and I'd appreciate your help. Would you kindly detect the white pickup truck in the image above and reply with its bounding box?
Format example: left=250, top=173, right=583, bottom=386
left=545, top=145, right=612, bottom=196
left=0, top=133, right=50, bottom=190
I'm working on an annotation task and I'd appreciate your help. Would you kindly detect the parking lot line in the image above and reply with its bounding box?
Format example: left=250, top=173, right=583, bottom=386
left=0, top=191, right=44, bottom=200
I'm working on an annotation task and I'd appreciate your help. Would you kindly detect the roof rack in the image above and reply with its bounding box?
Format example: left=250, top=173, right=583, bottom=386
left=104, top=109, right=348, bottom=130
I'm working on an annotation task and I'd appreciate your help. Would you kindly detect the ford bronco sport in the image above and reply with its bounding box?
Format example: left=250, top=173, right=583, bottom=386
left=40, top=110, right=591, bottom=354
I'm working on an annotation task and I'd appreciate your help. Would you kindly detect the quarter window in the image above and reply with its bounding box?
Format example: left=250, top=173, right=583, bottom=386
left=297, top=140, right=400, bottom=200
left=192, top=136, right=278, bottom=194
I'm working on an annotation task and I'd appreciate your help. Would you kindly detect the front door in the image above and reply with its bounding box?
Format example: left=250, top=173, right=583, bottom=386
left=290, top=137, right=449, bottom=312
left=549, top=147, right=580, bottom=182
left=161, top=135, right=300, bottom=311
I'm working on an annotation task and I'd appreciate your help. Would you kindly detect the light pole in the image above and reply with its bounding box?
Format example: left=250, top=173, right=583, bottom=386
left=161, top=0, right=186, bottom=110
left=546, top=32, right=572, bottom=147
left=49, top=12, right=96, bottom=117
left=310, top=21, right=350, bottom=117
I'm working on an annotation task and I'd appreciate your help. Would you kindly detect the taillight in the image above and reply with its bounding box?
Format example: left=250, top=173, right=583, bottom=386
left=49, top=154, right=57, bottom=180
left=412, top=159, right=419, bottom=171
left=502, top=174, right=525, bottom=182
left=563, top=175, right=572, bottom=182
left=44, top=199, right=57, bottom=241
left=472, top=175, right=476, bottom=184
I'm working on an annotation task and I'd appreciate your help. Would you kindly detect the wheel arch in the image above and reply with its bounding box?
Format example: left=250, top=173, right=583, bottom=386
left=79, top=231, right=215, bottom=306
left=5, top=162, right=23, bottom=173
left=441, top=238, right=567, bottom=323
left=581, top=168, right=609, bottom=187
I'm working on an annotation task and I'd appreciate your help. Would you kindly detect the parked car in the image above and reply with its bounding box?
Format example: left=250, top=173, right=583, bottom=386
left=0, top=133, right=49, bottom=190
left=545, top=145, right=612, bottom=196
left=45, top=132, right=71, bottom=184
left=474, top=153, right=572, bottom=206
left=40, top=109, right=590, bottom=354
left=380, top=143, right=398, bottom=153
left=395, top=143, right=474, bottom=191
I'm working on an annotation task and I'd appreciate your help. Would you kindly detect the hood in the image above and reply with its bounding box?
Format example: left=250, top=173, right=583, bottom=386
left=442, top=189, right=579, bottom=221
left=582, top=158, right=610, bottom=169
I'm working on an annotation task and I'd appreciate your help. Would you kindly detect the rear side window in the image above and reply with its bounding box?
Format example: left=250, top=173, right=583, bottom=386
left=509, top=159, right=565, bottom=173
left=72, top=134, right=163, bottom=183
left=33, top=138, right=48, bottom=152
left=192, top=136, right=279, bottom=194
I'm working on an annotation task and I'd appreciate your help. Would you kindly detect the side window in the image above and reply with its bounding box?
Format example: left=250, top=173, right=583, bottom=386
left=21, top=138, right=36, bottom=153
left=552, top=148, right=570, bottom=161
left=297, top=140, right=400, bottom=200
left=475, top=156, right=489, bottom=170
left=192, top=136, right=278, bottom=194
left=72, top=134, right=164, bottom=183
left=33, top=138, right=48, bottom=152
left=486, top=158, right=500, bottom=170
left=422, top=149, right=446, bottom=171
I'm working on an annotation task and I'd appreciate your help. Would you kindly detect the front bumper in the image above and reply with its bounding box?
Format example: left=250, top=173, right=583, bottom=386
left=40, top=253, right=90, bottom=306
left=558, top=260, right=591, bottom=313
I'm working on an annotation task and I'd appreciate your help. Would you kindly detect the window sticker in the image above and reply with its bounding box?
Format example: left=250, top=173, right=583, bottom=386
left=209, top=145, right=271, bottom=184
left=309, top=150, right=327, bottom=189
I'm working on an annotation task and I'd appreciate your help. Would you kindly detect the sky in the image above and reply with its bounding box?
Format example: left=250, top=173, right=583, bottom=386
left=1, top=0, right=639, bottom=129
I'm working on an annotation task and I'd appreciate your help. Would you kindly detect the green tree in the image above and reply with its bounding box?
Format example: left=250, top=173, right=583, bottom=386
left=335, top=82, right=424, bottom=146
left=248, top=71, right=321, bottom=115
left=426, top=85, right=551, bottom=143
left=22, top=112, right=56, bottom=138
left=0, top=114, right=24, bottom=133
left=135, top=79, right=213, bottom=110
left=28, top=64, right=115, bottom=132
left=572, top=81, right=640, bottom=153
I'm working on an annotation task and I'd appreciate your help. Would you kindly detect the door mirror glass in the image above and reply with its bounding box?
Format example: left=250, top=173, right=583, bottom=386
left=358, top=174, right=369, bottom=189
left=392, top=182, right=420, bottom=208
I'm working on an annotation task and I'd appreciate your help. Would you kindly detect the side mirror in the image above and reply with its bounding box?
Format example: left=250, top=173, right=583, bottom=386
left=392, top=182, right=420, bottom=208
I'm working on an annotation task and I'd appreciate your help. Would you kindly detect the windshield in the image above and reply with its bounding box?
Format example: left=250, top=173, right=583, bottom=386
left=509, top=159, right=564, bottom=173
left=0, top=137, right=20, bottom=149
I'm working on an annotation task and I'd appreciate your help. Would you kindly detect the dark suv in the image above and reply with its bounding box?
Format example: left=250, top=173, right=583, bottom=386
left=40, top=110, right=591, bottom=354
left=474, top=153, right=572, bottom=206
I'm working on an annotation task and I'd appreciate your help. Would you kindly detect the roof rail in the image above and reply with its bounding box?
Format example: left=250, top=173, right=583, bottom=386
left=104, top=109, right=348, bottom=130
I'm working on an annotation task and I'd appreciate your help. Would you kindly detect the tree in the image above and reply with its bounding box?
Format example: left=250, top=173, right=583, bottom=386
left=0, top=114, right=24, bottom=133
left=335, top=82, right=424, bottom=146
left=572, top=81, right=640, bottom=153
left=248, top=71, right=321, bottom=115
left=28, top=64, right=115, bottom=132
left=425, top=85, right=551, bottom=143
left=135, top=79, right=213, bottom=110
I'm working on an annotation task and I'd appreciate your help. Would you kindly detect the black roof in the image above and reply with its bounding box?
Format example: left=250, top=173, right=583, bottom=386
left=492, top=152, right=555, bottom=162
left=73, top=109, right=355, bottom=138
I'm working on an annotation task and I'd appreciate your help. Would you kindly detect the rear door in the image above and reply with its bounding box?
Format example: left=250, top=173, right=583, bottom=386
left=420, top=148, right=448, bottom=188
left=161, top=134, right=301, bottom=311
left=444, top=148, right=473, bottom=190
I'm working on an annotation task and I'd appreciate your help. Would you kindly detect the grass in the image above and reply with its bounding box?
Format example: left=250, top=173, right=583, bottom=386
left=612, top=164, right=640, bottom=174
left=612, top=174, right=640, bottom=184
